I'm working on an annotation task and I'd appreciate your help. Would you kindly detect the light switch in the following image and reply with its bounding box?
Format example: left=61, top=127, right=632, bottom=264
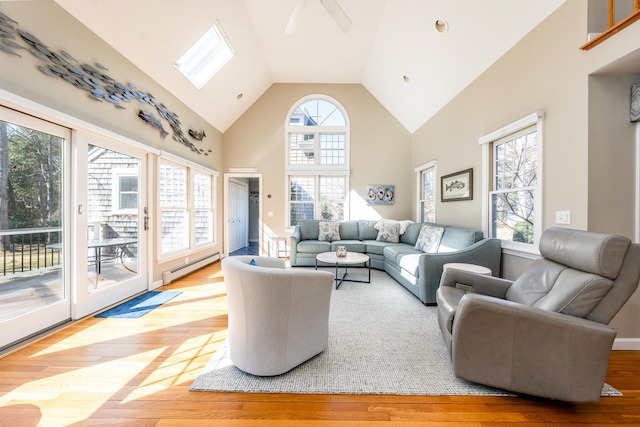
left=555, top=210, right=571, bottom=225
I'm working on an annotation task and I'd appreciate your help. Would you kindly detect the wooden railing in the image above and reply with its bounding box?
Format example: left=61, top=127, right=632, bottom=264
left=581, top=0, right=640, bottom=50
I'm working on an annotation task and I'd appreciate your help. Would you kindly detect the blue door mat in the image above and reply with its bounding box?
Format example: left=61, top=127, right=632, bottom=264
left=95, top=291, right=182, bottom=318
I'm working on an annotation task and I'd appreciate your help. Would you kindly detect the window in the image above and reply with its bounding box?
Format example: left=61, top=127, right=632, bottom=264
left=415, top=161, right=436, bottom=223
left=193, top=171, right=213, bottom=245
left=286, top=96, right=349, bottom=227
left=174, top=21, right=234, bottom=90
left=158, top=156, right=217, bottom=258
left=112, top=171, right=138, bottom=213
left=480, top=112, right=543, bottom=251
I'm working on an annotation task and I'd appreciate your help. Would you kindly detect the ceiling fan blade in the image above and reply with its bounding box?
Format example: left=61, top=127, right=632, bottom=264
left=320, top=0, right=352, bottom=33
left=285, top=0, right=308, bottom=35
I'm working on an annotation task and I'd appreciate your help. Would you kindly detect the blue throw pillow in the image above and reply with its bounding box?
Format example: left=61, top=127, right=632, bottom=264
left=249, top=258, right=257, bottom=266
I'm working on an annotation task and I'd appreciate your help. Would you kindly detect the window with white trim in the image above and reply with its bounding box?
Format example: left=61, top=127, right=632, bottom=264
left=158, top=157, right=217, bottom=257
left=480, top=112, right=543, bottom=250
left=286, top=96, right=349, bottom=227
left=112, top=170, right=138, bottom=213
left=415, top=161, right=436, bottom=223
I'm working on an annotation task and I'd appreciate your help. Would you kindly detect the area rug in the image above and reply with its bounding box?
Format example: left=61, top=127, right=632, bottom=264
left=191, top=270, right=620, bottom=397
left=95, top=290, right=182, bottom=319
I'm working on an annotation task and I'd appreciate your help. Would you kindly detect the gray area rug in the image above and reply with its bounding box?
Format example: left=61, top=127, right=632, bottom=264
left=191, top=269, right=621, bottom=397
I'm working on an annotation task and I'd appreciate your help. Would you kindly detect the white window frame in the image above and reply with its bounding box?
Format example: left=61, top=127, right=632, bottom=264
left=192, top=169, right=215, bottom=248
left=479, top=111, right=544, bottom=256
left=111, top=169, right=139, bottom=214
left=157, top=152, right=218, bottom=261
left=287, top=173, right=350, bottom=227
left=415, top=160, right=437, bottom=223
left=285, top=95, right=350, bottom=229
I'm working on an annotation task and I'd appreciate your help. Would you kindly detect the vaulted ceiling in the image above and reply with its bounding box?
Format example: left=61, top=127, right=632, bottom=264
left=54, top=0, right=566, bottom=134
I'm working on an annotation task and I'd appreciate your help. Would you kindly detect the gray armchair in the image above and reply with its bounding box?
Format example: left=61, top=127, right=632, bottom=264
left=436, top=227, right=640, bottom=402
left=222, top=256, right=334, bottom=376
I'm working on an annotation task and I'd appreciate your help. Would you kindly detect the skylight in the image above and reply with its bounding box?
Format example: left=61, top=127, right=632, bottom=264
left=175, top=21, right=235, bottom=90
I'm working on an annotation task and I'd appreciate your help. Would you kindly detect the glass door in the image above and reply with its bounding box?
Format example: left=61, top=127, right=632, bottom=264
left=73, top=131, right=148, bottom=319
left=0, top=106, right=70, bottom=350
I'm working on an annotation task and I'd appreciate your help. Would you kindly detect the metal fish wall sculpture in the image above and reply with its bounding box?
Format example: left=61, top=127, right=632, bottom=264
left=0, top=8, right=209, bottom=156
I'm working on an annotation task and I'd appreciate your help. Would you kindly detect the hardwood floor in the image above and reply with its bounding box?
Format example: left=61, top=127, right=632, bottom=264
left=1, top=261, right=639, bottom=426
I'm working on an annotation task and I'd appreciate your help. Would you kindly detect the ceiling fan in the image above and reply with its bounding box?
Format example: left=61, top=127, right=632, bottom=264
left=285, top=0, right=353, bottom=35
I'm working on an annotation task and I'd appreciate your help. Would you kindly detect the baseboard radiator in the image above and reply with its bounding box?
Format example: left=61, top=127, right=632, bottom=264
left=162, top=252, right=220, bottom=285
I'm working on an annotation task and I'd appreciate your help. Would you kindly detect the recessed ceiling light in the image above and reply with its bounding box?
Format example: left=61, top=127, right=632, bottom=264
left=175, top=21, right=235, bottom=90
left=435, top=19, right=448, bottom=34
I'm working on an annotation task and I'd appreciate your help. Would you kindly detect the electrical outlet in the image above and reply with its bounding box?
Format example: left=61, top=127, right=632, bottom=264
left=555, top=210, right=571, bottom=225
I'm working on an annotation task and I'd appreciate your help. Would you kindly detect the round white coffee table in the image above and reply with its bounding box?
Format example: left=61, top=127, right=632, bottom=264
left=315, top=251, right=370, bottom=289
left=443, top=262, right=492, bottom=275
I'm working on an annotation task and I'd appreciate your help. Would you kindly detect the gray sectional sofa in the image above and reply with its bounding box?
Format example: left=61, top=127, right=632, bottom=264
left=289, top=219, right=502, bottom=304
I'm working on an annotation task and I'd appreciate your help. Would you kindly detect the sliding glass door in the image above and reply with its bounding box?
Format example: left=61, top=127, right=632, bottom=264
left=0, top=106, right=70, bottom=350
left=73, top=132, right=148, bottom=318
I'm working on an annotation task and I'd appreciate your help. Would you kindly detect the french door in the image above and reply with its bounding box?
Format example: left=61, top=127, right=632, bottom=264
left=0, top=106, right=71, bottom=349
left=73, top=131, right=148, bottom=319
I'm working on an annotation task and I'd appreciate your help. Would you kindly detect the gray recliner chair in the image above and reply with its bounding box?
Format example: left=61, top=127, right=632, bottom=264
left=222, top=256, right=335, bottom=376
left=436, top=227, right=640, bottom=402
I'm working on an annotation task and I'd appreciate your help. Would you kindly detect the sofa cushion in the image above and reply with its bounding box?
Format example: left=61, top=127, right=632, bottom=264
left=319, top=221, right=341, bottom=241
left=363, top=240, right=399, bottom=255
left=414, top=224, right=445, bottom=253
left=300, top=220, right=320, bottom=240
left=397, top=253, right=421, bottom=277
left=376, top=221, right=400, bottom=242
left=438, top=227, right=482, bottom=252
left=339, top=221, right=359, bottom=240
left=331, top=240, right=365, bottom=253
left=358, top=220, right=379, bottom=240
left=375, top=219, right=414, bottom=235
left=384, top=244, right=421, bottom=263
left=400, top=222, right=424, bottom=245
left=297, top=240, right=331, bottom=253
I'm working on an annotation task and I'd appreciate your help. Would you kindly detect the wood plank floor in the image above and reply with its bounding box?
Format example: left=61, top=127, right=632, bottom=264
left=1, top=261, right=639, bottom=426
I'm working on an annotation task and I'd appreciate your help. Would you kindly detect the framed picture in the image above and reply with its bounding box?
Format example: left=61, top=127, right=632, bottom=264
left=366, top=185, right=394, bottom=205
left=441, top=168, right=473, bottom=202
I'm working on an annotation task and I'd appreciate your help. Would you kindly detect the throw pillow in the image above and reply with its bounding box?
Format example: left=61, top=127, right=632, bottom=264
left=414, top=225, right=445, bottom=253
left=376, top=222, right=400, bottom=243
left=375, top=219, right=414, bottom=235
left=318, top=221, right=341, bottom=241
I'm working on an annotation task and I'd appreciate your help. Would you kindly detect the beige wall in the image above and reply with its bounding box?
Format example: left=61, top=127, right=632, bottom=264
left=411, top=0, right=640, bottom=338
left=224, top=83, right=412, bottom=240
left=0, top=1, right=224, bottom=283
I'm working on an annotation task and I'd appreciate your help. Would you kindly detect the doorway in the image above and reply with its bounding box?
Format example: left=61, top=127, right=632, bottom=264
left=224, top=174, right=262, bottom=256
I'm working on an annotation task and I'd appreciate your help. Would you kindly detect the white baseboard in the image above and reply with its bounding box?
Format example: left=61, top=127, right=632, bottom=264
left=150, top=279, right=163, bottom=290
left=613, top=338, right=640, bottom=350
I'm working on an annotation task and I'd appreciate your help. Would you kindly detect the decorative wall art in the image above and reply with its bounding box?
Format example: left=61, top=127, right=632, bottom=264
left=441, top=168, right=473, bottom=202
left=631, top=81, right=640, bottom=122
left=366, top=185, right=394, bottom=205
left=0, top=9, right=211, bottom=155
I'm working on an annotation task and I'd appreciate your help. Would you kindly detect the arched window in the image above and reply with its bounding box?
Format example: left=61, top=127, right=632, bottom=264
left=286, top=95, right=350, bottom=227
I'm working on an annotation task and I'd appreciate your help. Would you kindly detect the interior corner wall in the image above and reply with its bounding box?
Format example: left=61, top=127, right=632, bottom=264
left=588, top=73, right=640, bottom=237
left=0, top=0, right=224, bottom=283
left=411, top=0, right=590, bottom=236
left=223, top=83, right=412, bottom=239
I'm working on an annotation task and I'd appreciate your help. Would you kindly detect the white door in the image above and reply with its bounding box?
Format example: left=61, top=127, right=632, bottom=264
left=73, top=131, right=148, bottom=319
left=228, top=180, right=248, bottom=253
left=0, top=106, right=71, bottom=349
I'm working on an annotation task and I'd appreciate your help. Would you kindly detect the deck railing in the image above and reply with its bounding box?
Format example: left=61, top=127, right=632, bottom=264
left=0, top=228, right=63, bottom=277
left=581, top=0, right=640, bottom=50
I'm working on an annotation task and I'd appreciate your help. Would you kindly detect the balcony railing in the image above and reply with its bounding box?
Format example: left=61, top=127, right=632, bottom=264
left=581, top=0, right=640, bottom=50
left=0, top=228, right=62, bottom=278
